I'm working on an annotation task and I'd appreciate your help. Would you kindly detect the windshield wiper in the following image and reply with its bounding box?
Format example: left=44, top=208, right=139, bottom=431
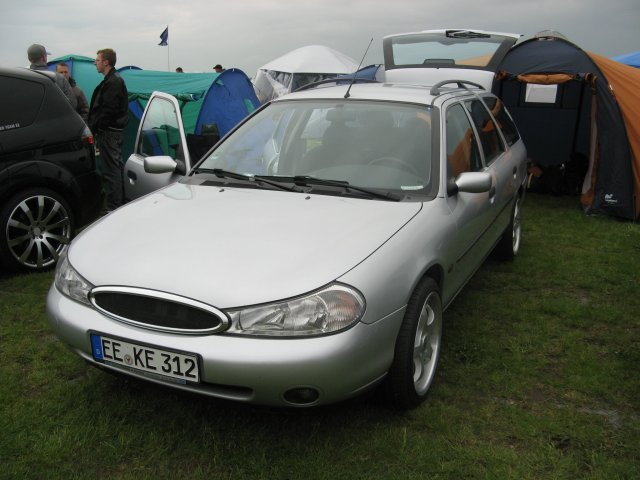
left=195, top=168, right=301, bottom=192
left=293, top=176, right=401, bottom=201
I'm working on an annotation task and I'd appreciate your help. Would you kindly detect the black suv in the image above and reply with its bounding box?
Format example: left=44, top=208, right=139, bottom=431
left=0, top=67, right=102, bottom=272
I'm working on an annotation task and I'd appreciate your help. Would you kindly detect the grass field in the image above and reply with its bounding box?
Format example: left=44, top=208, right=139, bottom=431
left=1, top=193, right=638, bottom=479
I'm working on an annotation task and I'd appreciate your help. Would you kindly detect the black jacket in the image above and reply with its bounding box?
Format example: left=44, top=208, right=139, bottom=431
left=88, top=69, right=129, bottom=132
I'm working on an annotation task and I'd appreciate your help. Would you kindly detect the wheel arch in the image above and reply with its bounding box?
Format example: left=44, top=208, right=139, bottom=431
left=0, top=163, right=83, bottom=220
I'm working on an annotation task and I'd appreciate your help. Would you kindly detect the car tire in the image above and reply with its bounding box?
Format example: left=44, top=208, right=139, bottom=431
left=493, top=195, right=522, bottom=260
left=494, top=195, right=522, bottom=261
left=0, top=188, right=74, bottom=272
left=385, top=277, right=443, bottom=410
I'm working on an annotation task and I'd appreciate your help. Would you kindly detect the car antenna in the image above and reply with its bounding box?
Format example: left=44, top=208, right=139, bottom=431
left=344, top=37, right=373, bottom=99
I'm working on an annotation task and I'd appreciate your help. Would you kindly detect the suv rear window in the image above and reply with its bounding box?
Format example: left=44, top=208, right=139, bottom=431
left=0, top=75, right=44, bottom=131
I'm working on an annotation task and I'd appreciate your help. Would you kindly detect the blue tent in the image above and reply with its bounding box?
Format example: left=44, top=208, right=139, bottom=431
left=194, top=69, right=263, bottom=136
left=335, top=64, right=383, bottom=82
left=612, top=51, right=640, bottom=69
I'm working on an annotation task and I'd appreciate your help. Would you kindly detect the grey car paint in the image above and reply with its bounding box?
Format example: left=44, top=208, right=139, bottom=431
left=48, top=81, right=527, bottom=408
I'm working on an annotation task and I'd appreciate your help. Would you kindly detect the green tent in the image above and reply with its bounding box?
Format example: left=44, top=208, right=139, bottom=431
left=117, top=69, right=220, bottom=160
left=48, top=54, right=102, bottom=93
left=48, top=55, right=259, bottom=161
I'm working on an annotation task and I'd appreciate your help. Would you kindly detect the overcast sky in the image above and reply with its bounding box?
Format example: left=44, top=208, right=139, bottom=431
left=1, top=0, right=638, bottom=78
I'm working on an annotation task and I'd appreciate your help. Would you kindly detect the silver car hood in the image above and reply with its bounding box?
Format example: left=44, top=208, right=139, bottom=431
left=70, top=183, right=422, bottom=308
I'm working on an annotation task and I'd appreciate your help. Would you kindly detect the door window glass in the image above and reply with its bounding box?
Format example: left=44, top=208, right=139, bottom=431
left=446, top=103, right=482, bottom=178
left=138, top=97, right=185, bottom=161
left=464, top=100, right=505, bottom=165
left=482, top=96, right=520, bottom=146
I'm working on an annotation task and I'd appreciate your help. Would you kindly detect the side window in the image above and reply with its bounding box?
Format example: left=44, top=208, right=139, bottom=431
left=464, top=99, right=505, bottom=165
left=0, top=76, right=44, bottom=130
left=446, top=103, right=483, bottom=178
left=482, top=96, right=520, bottom=146
left=138, top=97, right=185, bottom=161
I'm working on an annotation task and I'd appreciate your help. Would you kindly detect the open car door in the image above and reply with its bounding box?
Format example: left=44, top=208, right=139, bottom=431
left=124, top=92, right=193, bottom=201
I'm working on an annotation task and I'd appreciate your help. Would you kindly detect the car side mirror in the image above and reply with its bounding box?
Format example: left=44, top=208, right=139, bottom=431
left=143, top=155, right=179, bottom=174
left=448, top=171, right=492, bottom=195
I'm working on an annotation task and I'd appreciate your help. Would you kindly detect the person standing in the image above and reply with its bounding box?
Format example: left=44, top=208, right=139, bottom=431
left=56, top=62, right=89, bottom=121
left=27, top=43, right=77, bottom=109
left=88, top=48, right=129, bottom=213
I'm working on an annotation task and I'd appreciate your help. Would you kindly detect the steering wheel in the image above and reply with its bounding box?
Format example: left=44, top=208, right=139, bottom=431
left=368, top=156, right=421, bottom=177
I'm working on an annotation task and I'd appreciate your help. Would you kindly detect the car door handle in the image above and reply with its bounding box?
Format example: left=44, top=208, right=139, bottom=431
left=489, top=186, right=496, bottom=201
left=127, top=170, right=137, bottom=181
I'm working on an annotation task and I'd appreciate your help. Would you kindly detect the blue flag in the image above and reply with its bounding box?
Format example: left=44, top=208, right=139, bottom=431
left=158, top=27, right=168, bottom=46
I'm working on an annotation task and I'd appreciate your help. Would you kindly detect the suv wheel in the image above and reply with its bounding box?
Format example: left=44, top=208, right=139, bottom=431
left=0, top=188, right=74, bottom=272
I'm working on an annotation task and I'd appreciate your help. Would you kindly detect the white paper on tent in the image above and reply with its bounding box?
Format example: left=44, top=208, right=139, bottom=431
left=525, top=84, right=558, bottom=103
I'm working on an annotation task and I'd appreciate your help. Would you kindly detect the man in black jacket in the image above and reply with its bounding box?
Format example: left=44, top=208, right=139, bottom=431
left=88, top=48, right=129, bottom=213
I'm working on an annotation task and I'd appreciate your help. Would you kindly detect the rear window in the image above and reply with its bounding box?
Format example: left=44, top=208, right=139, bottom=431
left=389, top=33, right=507, bottom=68
left=0, top=76, right=44, bottom=131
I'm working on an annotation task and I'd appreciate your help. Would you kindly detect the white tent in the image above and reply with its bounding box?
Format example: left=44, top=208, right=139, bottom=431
left=253, top=45, right=358, bottom=103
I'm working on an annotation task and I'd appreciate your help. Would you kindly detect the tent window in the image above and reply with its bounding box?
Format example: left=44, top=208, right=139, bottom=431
left=525, top=84, right=558, bottom=104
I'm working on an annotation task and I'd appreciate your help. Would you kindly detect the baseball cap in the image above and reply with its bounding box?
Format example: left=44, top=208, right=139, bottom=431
left=27, top=44, right=51, bottom=61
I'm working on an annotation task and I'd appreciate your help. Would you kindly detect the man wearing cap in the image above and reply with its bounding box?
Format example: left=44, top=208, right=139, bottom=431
left=213, top=64, right=224, bottom=73
left=27, top=43, right=77, bottom=109
left=88, top=48, right=129, bottom=213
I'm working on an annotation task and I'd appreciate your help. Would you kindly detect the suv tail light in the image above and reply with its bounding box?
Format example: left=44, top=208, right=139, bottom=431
left=82, top=125, right=95, bottom=146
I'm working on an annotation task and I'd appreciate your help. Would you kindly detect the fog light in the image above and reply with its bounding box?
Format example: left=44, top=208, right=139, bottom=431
left=283, top=387, right=320, bottom=406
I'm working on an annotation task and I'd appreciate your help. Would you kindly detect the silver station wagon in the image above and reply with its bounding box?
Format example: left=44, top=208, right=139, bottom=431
left=47, top=79, right=527, bottom=409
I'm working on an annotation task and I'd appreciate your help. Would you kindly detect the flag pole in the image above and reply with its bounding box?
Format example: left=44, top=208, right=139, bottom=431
left=167, top=25, right=170, bottom=71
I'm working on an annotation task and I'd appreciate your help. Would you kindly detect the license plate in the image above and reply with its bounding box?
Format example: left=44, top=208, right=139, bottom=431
left=90, top=334, right=199, bottom=383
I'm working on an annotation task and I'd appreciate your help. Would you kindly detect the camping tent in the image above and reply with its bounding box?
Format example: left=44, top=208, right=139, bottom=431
left=612, top=51, right=640, bottom=69
left=118, top=68, right=260, bottom=160
left=253, top=45, right=358, bottom=103
left=47, top=55, right=260, bottom=161
left=47, top=54, right=104, bottom=98
left=335, top=64, right=384, bottom=82
left=493, top=34, right=640, bottom=220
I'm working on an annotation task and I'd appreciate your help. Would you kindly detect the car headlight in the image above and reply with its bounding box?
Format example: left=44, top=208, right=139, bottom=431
left=54, top=253, right=93, bottom=306
left=226, top=283, right=365, bottom=337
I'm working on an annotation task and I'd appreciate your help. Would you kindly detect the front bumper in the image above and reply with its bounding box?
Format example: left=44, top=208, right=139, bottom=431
left=47, top=284, right=405, bottom=407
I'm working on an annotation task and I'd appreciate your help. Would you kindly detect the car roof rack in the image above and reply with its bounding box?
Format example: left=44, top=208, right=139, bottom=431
left=430, top=79, right=484, bottom=96
left=294, top=77, right=379, bottom=92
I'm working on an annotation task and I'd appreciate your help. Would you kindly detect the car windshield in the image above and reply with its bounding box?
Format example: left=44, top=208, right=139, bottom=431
left=198, top=100, right=435, bottom=194
left=390, top=32, right=506, bottom=68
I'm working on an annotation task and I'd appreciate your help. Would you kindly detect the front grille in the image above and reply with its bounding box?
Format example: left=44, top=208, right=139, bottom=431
left=90, top=286, right=228, bottom=334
